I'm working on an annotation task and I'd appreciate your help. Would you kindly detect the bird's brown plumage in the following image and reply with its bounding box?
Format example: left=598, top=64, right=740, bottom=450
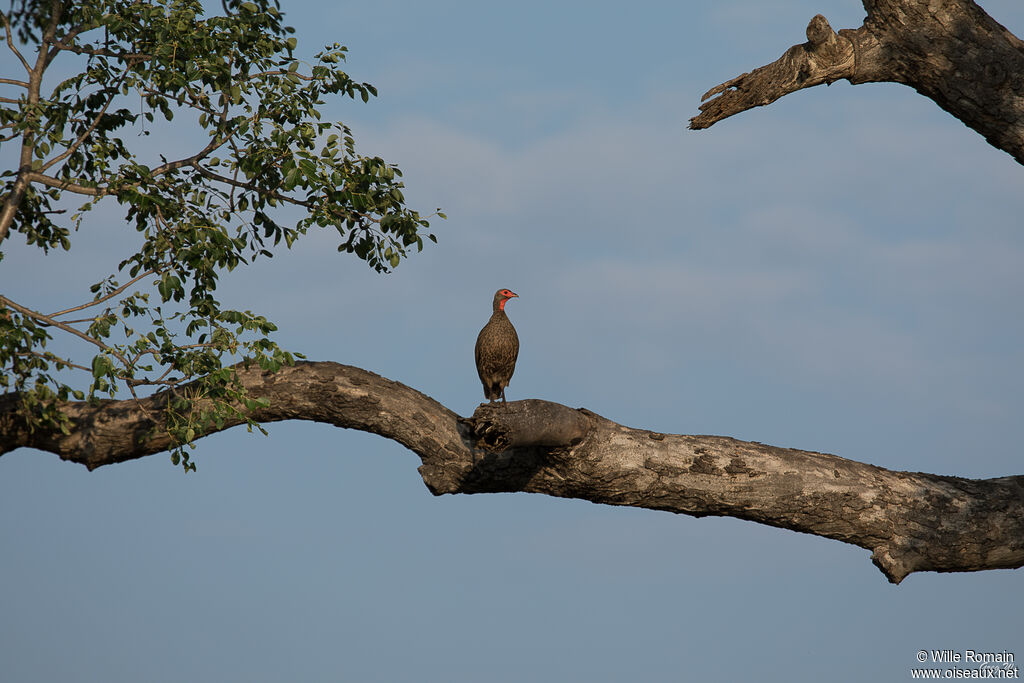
left=475, top=289, right=519, bottom=403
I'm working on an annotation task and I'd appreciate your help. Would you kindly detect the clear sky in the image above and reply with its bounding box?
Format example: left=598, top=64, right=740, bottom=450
left=2, top=1, right=1024, bottom=681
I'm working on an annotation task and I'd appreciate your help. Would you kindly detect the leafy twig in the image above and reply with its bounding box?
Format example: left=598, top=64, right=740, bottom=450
left=49, top=269, right=156, bottom=318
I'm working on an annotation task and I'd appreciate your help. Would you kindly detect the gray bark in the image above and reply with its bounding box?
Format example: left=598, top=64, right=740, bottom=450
left=691, top=0, right=1024, bottom=164
left=2, top=360, right=1022, bottom=584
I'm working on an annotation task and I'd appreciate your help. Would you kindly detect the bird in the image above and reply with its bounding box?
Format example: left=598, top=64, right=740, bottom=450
left=475, top=288, right=519, bottom=403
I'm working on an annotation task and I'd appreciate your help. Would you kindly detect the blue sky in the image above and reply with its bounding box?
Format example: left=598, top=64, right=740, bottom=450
left=2, top=1, right=1023, bottom=681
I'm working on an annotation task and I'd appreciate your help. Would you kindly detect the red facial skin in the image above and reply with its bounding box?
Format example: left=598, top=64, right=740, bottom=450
left=498, top=289, right=518, bottom=310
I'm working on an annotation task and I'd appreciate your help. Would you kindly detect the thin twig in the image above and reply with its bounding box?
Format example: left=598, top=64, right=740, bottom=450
left=39, top=67, right=130, bottom=173
left=0, top=294, right=130, bottom=366
left=54, top=10, right=112, bottom=52
left=23, top=171, right=104, bottom=195
left=49, top=41, right=153, bottom=61
left=49, top=268, right=156, bottom=318
left=139, top=83, right=216, bottom=117
left=148, top=132, right=229, bottom=178
left=246, top=68, right=315, bottom=81
left=14, top=350, right=91, bottom=373
left=57, top=316, right=101, bottom=324
left=0, top=10, right=31, bottom=74
left=190, top=162, right=314, bottom=210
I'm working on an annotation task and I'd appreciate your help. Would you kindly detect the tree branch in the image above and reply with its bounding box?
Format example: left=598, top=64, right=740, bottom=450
left=0, top=10, right=31, bottom=74
left=48, top=269, right=155, bottom=318
left=691, top=15, right=856, bottom=130
left=2, top=359, right=1021, bottom=584
left=38, top=67, right=130, bottom=174
left=691, top=0, right=1024, bottom=164
left=0, top=294, right=128, bottom=366
left=13, top=349, right=91, bottom=373
left=22, top=171, right=104, bottom=195
left=190, top=162, right=312, bottom=209
left=48, top=40, right=153, bottom=62
left=0, top=1, right=63, bottom=245
left=149, top=132, right=229, bottom=179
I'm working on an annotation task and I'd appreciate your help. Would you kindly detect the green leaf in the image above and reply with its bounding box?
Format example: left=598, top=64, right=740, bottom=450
left=91, top=355, right=112, bottom=379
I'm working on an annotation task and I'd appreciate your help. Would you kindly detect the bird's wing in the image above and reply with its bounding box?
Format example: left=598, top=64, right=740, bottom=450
left=474, top=330, right=483, bottom=366
left=510, top=325, right=519, bottom=364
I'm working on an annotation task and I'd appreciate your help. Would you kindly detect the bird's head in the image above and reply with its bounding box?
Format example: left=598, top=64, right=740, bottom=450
left=494, top=288, right=518, bottom=311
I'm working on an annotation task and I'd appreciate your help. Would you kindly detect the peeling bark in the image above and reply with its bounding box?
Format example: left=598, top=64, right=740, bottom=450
left=690, top=0, right=1024, bottom=164
left=2, top=360, right=1022, bottom=584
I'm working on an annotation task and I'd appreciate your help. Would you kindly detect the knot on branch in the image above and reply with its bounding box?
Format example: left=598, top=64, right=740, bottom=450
left=806, top=14, right=834, bottom=48
left=805, top=15, right=849, bottom=70
left=470, top=399, right=591, bottom=453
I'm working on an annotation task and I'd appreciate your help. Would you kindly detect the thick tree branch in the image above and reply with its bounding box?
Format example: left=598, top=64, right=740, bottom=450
left=2, top=360, right=1021, bottom=584
left=692, top=15, right=857, bottom=130
left=0, top=2, right=63, bottom=245
left=691, top=0, right=1024, bottom=164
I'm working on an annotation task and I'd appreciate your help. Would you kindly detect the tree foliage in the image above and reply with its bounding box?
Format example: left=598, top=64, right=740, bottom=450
left=0, top=0, right=438, bottom=469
